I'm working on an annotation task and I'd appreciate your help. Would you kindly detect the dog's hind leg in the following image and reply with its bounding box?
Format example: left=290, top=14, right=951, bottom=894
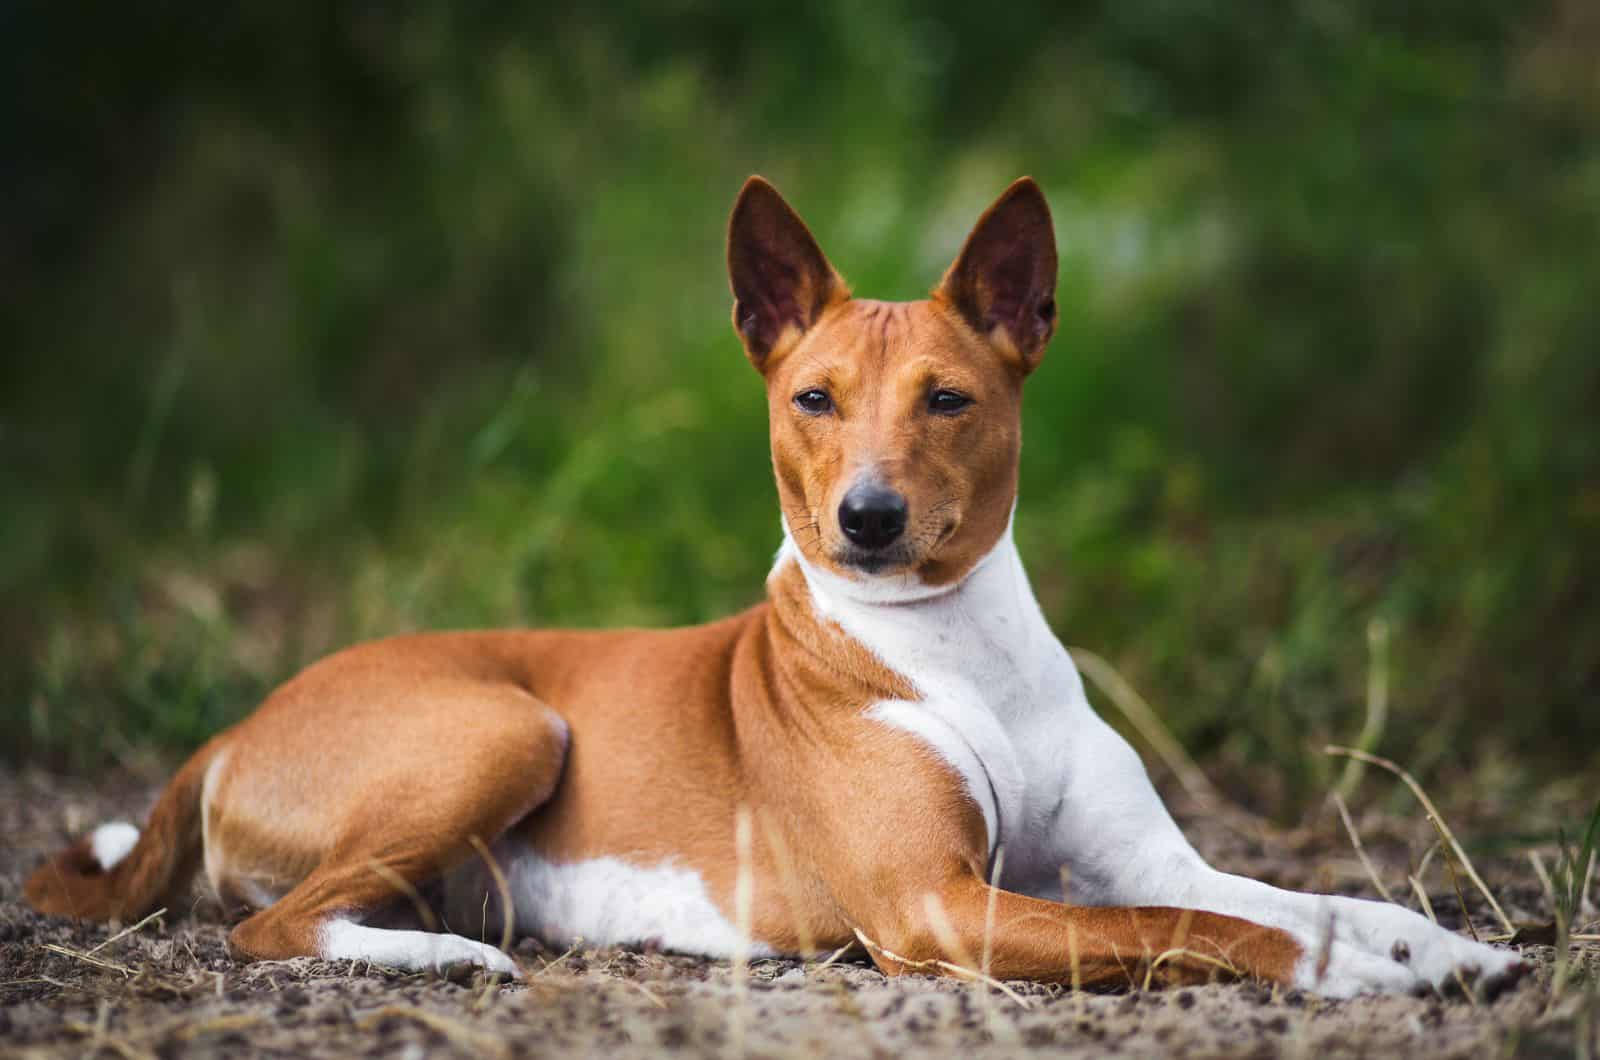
left=224, top=688, right=568, bottom=977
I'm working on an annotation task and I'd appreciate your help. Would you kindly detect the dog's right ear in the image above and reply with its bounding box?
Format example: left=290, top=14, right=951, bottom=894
left=727, top=177, right=847, bottom=370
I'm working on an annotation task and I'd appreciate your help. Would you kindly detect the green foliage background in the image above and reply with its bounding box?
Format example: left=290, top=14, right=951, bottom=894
left=4, top=2, right=1597, bottom=807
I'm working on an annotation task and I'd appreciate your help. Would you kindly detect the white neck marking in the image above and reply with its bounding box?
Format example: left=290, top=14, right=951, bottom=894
left=773, top=519, right=1086, bottom=862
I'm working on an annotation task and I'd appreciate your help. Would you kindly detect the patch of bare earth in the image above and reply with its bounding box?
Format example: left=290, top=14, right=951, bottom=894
left=2, top=767, right=1594, bottom=1058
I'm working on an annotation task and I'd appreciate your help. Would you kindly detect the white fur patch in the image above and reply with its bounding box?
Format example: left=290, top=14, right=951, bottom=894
left=90, top=822, right=140, bottom=871
left=776, top=522, right=1033, bottom=862
left=320, top=918, right=519, bottom=977
left=446, top=846, right=772, bottom=959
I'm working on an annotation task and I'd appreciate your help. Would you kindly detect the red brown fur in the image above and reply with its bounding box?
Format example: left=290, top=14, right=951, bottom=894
left=28, top=176, right=1304, bottom=989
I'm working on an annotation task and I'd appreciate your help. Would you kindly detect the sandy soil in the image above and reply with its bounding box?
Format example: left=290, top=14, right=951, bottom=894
left=2, top=767, right=1595, bottom=1059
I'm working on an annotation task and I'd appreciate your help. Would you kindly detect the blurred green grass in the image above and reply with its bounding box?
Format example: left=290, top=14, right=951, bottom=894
left=3, top=3, right=1597, bottom=810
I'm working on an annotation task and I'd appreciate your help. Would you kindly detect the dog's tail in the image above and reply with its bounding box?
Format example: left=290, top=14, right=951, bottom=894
left=25, top=737, right=225, bottom=922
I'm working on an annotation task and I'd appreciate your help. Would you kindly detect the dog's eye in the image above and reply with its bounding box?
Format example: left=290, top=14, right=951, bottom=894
left=928, top=390, right=973, bottom=415
left=793, top=389, right=833, bottom=415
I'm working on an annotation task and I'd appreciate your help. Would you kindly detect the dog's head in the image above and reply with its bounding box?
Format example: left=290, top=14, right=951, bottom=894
left=728, top=177, right=1057, bottom=589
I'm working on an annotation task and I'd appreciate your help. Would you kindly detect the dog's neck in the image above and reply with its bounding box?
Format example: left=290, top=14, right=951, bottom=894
left=771, top=515, right=1068, bottom=708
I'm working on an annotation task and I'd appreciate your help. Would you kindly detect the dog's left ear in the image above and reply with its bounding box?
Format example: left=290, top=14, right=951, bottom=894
left=935, top=177, right=1058, bottom=373
left=727, top=176, right=847, bottom=370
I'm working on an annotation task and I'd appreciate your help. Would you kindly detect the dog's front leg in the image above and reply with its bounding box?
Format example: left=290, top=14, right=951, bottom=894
left=1035, top=678, right=1524, bottom=995
left=857, top=873, right=1329, bottom=991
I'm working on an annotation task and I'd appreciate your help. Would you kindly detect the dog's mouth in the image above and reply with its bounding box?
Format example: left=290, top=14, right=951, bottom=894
left=831, top=520, right=957, bottom=578
left=835, top=546, right=914, bottom=575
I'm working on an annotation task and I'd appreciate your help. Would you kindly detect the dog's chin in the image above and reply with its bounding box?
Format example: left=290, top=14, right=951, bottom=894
left=832, top=546, right=920, bottom=578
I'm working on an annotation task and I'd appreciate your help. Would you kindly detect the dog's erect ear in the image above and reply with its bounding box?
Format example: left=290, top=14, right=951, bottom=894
left=727, top=176, right=846, bottom=369
left=935, top=178, right=1058, bottom=373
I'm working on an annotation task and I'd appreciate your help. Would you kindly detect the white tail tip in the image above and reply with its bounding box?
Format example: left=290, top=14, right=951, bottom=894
left=90, top=822, right=140, bottom=870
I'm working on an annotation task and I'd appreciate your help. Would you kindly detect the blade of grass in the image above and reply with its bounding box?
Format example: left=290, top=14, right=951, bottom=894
left=1335, top=618, right=1390, bottom=801
left=1071, top=648, right=1222, bottom=811
left=1329, top=791, right=1396, bottom=903
left=1409, top=877, right=1438, bottom=923
left=1324, top=745, right=1512, bottom=934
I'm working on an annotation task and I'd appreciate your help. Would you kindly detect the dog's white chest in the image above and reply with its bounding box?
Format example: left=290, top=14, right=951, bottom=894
left=784, top=528, right=1082, bottom=880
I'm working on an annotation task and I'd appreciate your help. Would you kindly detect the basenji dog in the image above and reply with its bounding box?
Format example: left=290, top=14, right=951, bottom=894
left=27, top=177, right=1523, bottom=997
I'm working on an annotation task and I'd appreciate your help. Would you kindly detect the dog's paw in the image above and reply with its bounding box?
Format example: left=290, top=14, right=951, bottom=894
left=1291, top=937, right=1425, bottom=998
left=1381, top=923, right=1524, bottom=996
left=428, top=935, right=522, bottom=980
left=322, top=920, right=522, bottom=980
left=1311, top=896, right=1525, bottom=997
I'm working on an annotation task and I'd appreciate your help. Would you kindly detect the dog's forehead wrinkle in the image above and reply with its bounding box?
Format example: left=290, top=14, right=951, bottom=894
left=790, top=346, right=834, bottom=388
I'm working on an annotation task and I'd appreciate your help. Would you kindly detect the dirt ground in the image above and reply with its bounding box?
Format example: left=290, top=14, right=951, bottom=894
left=2, top=767, right=1595, bottom=1059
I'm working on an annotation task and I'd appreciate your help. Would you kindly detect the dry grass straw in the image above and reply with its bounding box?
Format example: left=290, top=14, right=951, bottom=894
left=88, top=907, right=167, bottom=956
left=37, top=905, right=172, bottom=980
left=981, top=846, right=1005, bottom=987
left=466, top=833, right=518, bottom=1003
left=366, top=858, right=438, bottom=932
left=466, top=835, right=515, bottom=957
left=1324, top=744, right=1514, bottom=934
left=1071, top=646, right=1281, bottom=841
left=1329, top=792, right=1397, bottom=904
left=810, top=941, right=855, bottom=973
left=757, top=807, right=817, bottom=958
left=38, top=943, right=135, bottom=977
left=1069, top=647, right=1224, bottom=813
left=730, top=805, right=754, bottom=1057
left=1409, top=876, right=1439, bottom=923
left=1417, top=840, right=1441, bottom=883
left=1142, top=909, right=1211, bottom=991
left=851, top=923, right=1036, bottom=1010
left=1306, top=908, right=1336, bottom=990
left=1437, top=841, right=1482, bottom=941
left=534, top=937, right=584, bottom=974
left=1147, top=945, right=1243, bottom=987
left=921, top=892, right=981, bottom=979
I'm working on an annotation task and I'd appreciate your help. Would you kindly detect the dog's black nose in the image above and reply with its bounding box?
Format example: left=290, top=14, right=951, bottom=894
left=838, top=483, right=908, bottom=550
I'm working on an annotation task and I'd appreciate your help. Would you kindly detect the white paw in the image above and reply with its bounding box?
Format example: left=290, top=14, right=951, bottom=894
left=428, top=935, right=522, bottom=979
left=321, top=920, right=522, bottom=979
left=1306, top=897, right=1524, bottom=995
left=1293, top=937, right=1424, bottom=998
left=1386, top=923, right=1523, bottom=992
